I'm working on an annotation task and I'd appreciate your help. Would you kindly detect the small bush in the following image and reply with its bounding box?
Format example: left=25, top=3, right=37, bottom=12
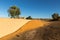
left=26, top=16, right=32, bottom=19
left=52, top=13, right=59, bottom=21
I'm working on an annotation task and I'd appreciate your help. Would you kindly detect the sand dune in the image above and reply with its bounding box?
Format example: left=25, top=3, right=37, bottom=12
left=0, top=18, right=30, bottom=38
left=0, top=20, right=49, bottom=40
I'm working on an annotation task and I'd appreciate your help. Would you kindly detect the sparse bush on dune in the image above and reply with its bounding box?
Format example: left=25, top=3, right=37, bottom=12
left=52, top=13, right=59, bottom=21
left=26, top=16, right=32, bottom=19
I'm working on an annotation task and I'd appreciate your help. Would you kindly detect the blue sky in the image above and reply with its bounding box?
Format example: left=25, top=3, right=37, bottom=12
left=0, top=0, right=60, bottom=18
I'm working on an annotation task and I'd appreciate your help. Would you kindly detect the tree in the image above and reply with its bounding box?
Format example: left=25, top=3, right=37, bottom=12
left=26, top=16, right=32, bottom=19
left=52, top=13, right=59, bottom=21
left=8, top=6, right=21, bottom=18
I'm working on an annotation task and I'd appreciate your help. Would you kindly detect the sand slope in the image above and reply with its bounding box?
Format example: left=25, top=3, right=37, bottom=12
left=0, top=20, right=49, bottom=40
left=0, top=18, right=30, bottom=38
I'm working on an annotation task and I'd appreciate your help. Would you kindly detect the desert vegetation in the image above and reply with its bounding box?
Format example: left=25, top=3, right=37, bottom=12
left=7, top=5, right=60, bottom=21
left=8, top=6, right=21, bottom=18
left=40, top=13, right=60, bottom=21
left=52, top=13, right=59, bottom=21
left=26, top=16, right=32, bottom=19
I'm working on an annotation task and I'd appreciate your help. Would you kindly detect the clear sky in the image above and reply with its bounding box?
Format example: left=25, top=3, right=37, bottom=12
left=0, top=0, right=60, bottom=18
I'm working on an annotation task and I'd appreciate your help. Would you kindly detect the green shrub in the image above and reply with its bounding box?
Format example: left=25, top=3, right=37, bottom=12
left=52, top=13, right=59, bottom=21
left=26, top=16, right=32, bottom=19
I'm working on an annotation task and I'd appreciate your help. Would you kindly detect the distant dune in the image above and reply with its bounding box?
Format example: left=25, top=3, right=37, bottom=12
left=0, top=19, right=49, bottom=40
left=0, top=18, right=30, bottom=38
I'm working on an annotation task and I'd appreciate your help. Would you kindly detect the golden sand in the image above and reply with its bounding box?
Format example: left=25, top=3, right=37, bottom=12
left=0, top=18, right=30, bottom=38
left=0, top=19, right=49, bottom=40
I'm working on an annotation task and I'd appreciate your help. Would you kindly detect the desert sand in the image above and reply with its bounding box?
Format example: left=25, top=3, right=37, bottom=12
left=0, top=18, right=30, bottom=38
left=0, top=19, right=50, bottom=40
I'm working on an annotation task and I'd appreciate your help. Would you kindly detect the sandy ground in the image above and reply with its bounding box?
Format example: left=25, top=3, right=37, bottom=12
left=0, top=20, right=50, bottom=40
left=0, top=18, right=30, bottom=38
